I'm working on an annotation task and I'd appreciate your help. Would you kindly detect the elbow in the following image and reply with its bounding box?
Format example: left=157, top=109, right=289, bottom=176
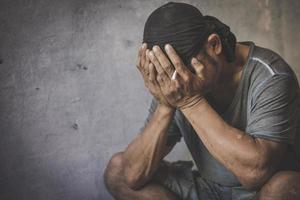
left=238, top=167, right=273, bottom=191
left=104, top=151, right=149, bottom=191
left=124, top=166, right=150, bottom=190
left=239, top=174, right=264, bottom=191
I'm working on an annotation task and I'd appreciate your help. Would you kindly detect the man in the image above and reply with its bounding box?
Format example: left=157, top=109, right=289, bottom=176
left=104, top=2, right=300, bottom=200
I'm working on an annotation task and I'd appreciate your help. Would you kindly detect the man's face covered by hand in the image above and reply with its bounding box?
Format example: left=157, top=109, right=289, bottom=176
left=137, top=2, right=235, bottom=108
left=143, top=3, right=235, bottom=90
left=143, top=2, right=209, bottom=69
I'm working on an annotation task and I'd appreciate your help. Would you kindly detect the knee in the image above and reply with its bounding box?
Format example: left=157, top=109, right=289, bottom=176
left=103, top=152, right=125, bottom=192
left=259, top=171, right=300, bottom=200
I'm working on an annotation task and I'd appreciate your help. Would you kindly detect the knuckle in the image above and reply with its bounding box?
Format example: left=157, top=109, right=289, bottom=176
left=170, top=83, right=175, bottom=89
left=174, top=61, right=181, bottom=67
left=176, top=67, right=183, bottom=74
left=167, top=67, right=174, bottom=75
left=165, top=90, right=171, bottom=96
left=166, top=64, right=172, bottom=70
left=161, top=73, right=167, bottom=79
left=156, top=76, right=161, bottom=83
left=170, top=84, right=177, bottom=91
left=182, top=75, right=189, bottom=82
left=174, top=81, right=180, bottom=89
left=157, top=70, right=164, bottom=75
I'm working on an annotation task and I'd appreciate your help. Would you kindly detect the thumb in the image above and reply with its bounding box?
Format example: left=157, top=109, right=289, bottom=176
left=191, top=57, right=205, bottom=80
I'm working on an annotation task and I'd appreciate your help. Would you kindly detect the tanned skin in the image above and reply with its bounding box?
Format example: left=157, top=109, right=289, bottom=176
left=103, top=43, right=180, bottom=200
left=104, top=35, right=300, bottom=199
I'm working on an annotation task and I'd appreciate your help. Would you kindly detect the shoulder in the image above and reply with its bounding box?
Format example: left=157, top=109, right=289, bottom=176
left=247, top=44, right=299, bottom=95
left=251, top=45, right=294, bottom=75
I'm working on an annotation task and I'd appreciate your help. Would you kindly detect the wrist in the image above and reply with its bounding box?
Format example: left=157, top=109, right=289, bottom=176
left=178, top=95, right=205, bottom=112
left=157, top=103, right=175, bottom=115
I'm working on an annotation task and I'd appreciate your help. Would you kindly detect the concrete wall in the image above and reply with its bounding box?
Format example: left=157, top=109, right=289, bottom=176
left=0, top=0, right=299, bottom=199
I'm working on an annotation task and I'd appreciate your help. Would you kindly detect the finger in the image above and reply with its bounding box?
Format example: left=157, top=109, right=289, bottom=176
left=164, top=44, right=190, bottom=80
left=156, top=74, right=164, bottom=86
left=171, top=78, right=181, bottom=90
left=153, top=45, right=174, bottom=78
left=149, top=51, right=170, bottom=83
left=136, top=45, right=143, bottom=71
left=170, top=79, right=182, bottom=100
left=141, top=43, right=147, bottom=69
left=148, top=50, right=164, bottom=75
left=138, top=50, right=151, bottom=89
left=145, top=49, right=150, bottom=76
left=148, top=63, right=157, bottom=86
left=191, top=57, right=205, bottom=80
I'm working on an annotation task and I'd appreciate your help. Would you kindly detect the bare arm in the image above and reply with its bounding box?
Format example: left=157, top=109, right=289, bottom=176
left=148, top=44, right=287, bottom=191
left=123, top=104, right=175, bottom=189
left=181, top=99, right=286, bottom=190
left=122, top=44, right=177, bottom=190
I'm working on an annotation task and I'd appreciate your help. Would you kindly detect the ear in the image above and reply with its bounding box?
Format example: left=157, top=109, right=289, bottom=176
left=206, top=33, right=222, bottom=55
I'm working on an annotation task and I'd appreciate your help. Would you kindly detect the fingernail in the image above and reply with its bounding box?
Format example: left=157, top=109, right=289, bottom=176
left=142, top=43, right=147, bottom=49
left=149, top=51, right=154, bottom=58
left=165, top=44, right=171, bottom=51
left=153, top=45, right=158, bottom=52
left=191, top=57, right=197, bottom=64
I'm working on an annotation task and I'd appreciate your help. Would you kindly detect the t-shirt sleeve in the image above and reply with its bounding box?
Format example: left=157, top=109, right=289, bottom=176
left=140, top=98, right=182, bottom=146
left=246, top=75, right=299, bottom=144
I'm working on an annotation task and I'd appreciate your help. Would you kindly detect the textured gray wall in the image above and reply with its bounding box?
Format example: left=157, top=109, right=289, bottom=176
left=0, top=0, right=299, bottom=200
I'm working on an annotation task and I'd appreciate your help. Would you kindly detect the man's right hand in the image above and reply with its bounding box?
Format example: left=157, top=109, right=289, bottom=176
left=136, top=43, right=173, bottom=109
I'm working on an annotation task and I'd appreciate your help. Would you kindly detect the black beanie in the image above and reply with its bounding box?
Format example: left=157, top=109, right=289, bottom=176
left=143, top=2, right=236, bottom=66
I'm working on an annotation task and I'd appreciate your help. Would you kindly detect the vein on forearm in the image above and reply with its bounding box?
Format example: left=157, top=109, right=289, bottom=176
left=181, top=99, right=263, bottom=174
left=124, top=107, right=173, bottom=180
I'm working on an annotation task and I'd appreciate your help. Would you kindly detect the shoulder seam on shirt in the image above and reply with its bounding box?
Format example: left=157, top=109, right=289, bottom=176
left=252, top=57, right=276, bottom=76
left=251, top=73, right=293, bottom=103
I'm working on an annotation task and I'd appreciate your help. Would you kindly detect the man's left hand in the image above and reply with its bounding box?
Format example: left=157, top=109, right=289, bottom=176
left=148, top=44, right=206, bottom=110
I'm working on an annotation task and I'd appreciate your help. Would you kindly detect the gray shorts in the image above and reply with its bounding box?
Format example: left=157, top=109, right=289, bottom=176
left=157, top=160, right=257, bottom=200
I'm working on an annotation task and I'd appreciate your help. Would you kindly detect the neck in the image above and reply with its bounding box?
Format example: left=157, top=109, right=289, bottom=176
left=219, top=43, right=249, bottom=84
left=208, top=43, right=250, bottom=111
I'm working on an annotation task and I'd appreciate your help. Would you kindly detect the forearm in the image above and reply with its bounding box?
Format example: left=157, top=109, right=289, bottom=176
left=123, top=104, right=175, bottom=188
left=144, top=43, right=284, bottom=190
left=181, top=98, right=271, bottom=187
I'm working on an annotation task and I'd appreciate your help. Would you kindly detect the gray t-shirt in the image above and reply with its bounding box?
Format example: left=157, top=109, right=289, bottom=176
left=142, top=42, right=300, bottom=187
